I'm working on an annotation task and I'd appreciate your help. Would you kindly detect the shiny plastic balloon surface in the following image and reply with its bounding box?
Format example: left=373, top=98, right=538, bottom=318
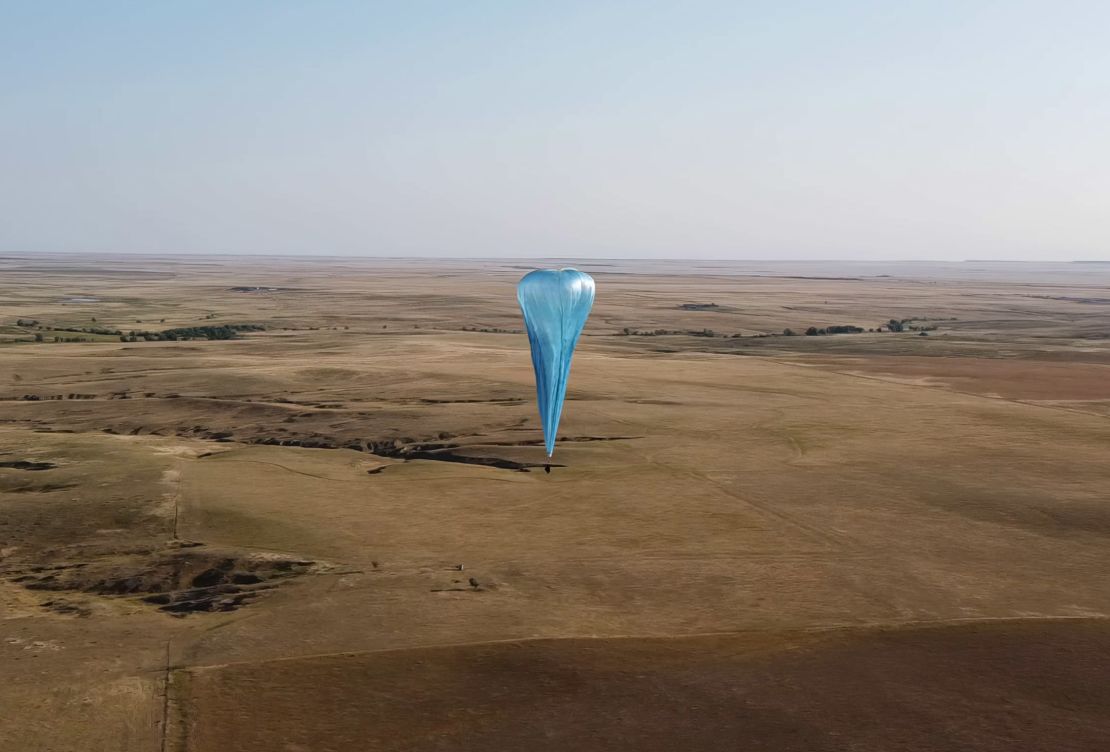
left=517, top=269, right=595, bottom=457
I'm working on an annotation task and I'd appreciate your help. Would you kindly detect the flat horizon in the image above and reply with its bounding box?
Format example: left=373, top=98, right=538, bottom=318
left=2, top=250, right=1107, bottom=264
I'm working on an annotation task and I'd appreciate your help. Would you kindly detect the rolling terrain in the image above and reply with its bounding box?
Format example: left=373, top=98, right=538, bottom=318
left=2, top=255, right=1109, bottom=751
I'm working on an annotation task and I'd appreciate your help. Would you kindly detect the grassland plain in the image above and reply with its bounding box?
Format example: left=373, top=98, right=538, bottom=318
left=1, top=255, right=1109, bottom=751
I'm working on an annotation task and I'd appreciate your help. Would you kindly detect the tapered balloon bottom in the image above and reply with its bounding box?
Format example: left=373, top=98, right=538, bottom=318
left=517, top=268, right=595, bottom=460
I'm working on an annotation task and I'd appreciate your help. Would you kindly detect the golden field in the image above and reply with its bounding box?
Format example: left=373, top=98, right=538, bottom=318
left=2, top=255, right=1109, bottom=751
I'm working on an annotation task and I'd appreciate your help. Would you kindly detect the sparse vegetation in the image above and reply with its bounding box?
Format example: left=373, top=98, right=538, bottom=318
left=9, top=319, right=266, bottom=343
left=881, top=317, right=943, bottom=333
left=122, top=324, right=266, bottom=342
left=0, top=256, right=1107, bottom=752
left=460, top=326, right=521, bottom=334
left=804, top=325, right=865, bottom=336
left=617, top=328, right=718, bottom=337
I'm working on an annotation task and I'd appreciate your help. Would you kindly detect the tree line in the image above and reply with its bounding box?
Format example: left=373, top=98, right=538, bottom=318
left=12, top=319, right=266, bottom=343
left=120, top=324, right=266, bottom=342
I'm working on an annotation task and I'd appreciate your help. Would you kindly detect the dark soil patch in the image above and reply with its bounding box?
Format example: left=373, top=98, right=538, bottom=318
left=2, top=483, right=77, bottom=494
left=245, top=437, right=571, bottom=471
left=416, top=398, right=525, bottom=405
left=363, top=435, right=636, bottom=470
left=479, top=435, right=641, bottom=447
left=40, top=598, right=92, bottom=617
left=401, top=448, right=557, bottom=472
left=0, top=461, right=57, bottom=471
left=9, top=546, right=315, bottom=617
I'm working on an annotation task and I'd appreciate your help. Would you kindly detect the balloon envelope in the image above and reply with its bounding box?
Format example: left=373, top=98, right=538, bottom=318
left=517, top=269, right=595, bottom=457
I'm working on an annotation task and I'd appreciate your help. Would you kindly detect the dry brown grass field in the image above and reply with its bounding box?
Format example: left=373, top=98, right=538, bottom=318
left=2, top=254, right=1109, bottom=751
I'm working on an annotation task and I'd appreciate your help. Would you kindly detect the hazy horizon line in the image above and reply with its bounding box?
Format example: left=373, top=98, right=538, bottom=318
left=2, top=250, right=1107, bottom=264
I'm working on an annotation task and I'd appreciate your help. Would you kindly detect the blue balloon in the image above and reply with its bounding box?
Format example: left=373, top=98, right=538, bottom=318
left=517, top=269, right=596, bottom=458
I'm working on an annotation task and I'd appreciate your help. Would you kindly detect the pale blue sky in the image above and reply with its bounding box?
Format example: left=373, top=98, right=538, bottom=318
left=2, top=1, right=1108, bottom=259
